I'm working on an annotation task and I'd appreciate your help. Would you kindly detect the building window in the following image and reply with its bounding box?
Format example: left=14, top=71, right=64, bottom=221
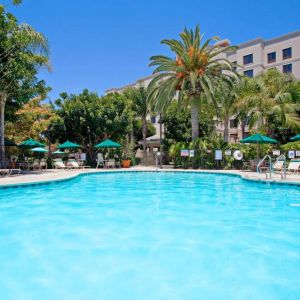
left=232, top=61, right=237, bottom=71
left=150, top=116, right=156, bottom=124
left=283, top=64, right=292, bottom=74
left=282, top=47, right=292, bottom=60
left=243, top=69, right=254, bottom=78
left=230, top=119, right=239, bottom=128
left=243, top=54, right=253, bottom=65
left=267, top=52, right=276, bottom=63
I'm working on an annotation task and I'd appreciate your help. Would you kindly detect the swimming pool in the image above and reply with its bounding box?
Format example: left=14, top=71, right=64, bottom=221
left=0, top=172, right=300, bottom=299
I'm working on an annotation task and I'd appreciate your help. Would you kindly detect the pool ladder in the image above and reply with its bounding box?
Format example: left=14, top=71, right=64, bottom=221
left=257, top=155, right=272, bottom=179
left=257, top=155, right=287, bottom=180
left=275, top=154, right=287, bottom=180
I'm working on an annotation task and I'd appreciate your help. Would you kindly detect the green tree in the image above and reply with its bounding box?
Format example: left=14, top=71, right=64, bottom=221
left=124, top=86, right=152, bottom=165
left=148, top=25, right=238, bottom=140
left=214, top=80, right=238, bottom=142
left=55, top=89, right=133, bottom=160
left=237, top=70, right=300, bottom=133
left=0, top=5, right=50, bottom=166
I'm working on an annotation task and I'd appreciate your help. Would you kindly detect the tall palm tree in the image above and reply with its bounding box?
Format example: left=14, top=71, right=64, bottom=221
left=148, top=25, right=238, bottom=140
left=214, top=80, right=238, bottom=142
left=125, top=85, right=151, bottom=166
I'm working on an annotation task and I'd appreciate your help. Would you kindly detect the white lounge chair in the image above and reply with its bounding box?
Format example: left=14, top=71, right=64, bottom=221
left=96, top=153, right=104, bottom=168
left=287, top=159, right=300, bottom=174
left=40, top=158, right=47, bottom=170
left=107, top=158, right=115, bottom=168
left=0, top=169, right=10, bottom=176
left=67, top=159, right=80, bottom=169
left=53, top=159, right=66, bottom=169
left=273, top=160, right=284, bottom=172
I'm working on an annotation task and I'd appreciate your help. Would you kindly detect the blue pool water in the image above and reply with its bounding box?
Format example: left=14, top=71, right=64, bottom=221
left=0, top=172, right=300, bottom=299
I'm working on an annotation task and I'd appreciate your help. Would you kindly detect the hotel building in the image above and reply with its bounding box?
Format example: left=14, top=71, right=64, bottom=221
left=106, top=30, right=300, bottom=144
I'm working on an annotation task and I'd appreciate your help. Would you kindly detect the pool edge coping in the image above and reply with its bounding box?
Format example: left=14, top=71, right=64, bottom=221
left=0, top=168, right=300, bottom=190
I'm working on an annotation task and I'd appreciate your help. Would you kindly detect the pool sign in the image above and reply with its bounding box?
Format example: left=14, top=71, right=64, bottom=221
left=296, top=151, right=300, bottom=157
left=181, top=149, right=189, bottom=157
left=273, top=150, right=280, bottom=156
left=189, top=150, right=195, bottom=157
left=215, top=150, right=222, bottom=160
left=288, top=150, right=295, bottom=159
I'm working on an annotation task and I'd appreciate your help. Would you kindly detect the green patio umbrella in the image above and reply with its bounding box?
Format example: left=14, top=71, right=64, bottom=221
left=290, top=134, right=300, bottom=141
left=18, top=138, right=45, bottom=148
left=32, top=147, right=48, bottom=153
left=57, top=141, right=81, bottom=150
left=240, top=133, right=278, bottom=157
left=94, top=139, right=121, bottom=148
left=52, top=150, right=65, bottom=155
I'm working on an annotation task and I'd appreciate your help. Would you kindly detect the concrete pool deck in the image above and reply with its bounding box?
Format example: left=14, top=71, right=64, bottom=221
left=0, top=167, right=299, bottom=188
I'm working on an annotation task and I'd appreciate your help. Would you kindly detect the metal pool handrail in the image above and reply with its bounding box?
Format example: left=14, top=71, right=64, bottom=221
left=257, top=155, right=272, bottom=179
left=275, top=154, right=287, bottom=180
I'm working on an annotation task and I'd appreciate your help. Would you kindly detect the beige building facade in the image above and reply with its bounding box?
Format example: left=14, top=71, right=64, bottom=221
left=216, top=30, right=300, bottom=142
left=106, top=30, right=300, bottom=144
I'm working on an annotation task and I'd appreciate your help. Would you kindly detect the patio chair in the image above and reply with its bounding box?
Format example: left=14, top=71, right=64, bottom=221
left=96, top=153, right=104, bottom=168
left=286, top=159, right=300, bottom=174
left=78, top=160, right=90, bottom=169
left=32, top=159, right=41, bottom=170
left=107, top=158, right=116, bottom=168
left=53, top=159, right=67, bottom=169
left=272, top=160, right=285, bottom=173
left=40, top=158, right=47, bottom=170
left=67, top=159, right=80, bottom=169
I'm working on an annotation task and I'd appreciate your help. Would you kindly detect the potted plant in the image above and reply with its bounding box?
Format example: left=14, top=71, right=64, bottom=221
left=121, top=138, right=134, bottom=168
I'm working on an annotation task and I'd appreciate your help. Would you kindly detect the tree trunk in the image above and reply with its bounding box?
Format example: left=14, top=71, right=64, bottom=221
left=159, top=113, right=163, bottom=169
left=0, top=93, right=6, bottom=168
left=191, top=98, right=199, bottom=140
left=223, top=117, right=229, bottom=142
left=241, top=118, right=247, bottom=139
left=142, top=116, right=147, bottom=166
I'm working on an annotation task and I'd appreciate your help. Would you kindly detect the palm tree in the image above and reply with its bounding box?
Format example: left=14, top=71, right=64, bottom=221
left=233, top=77, right=260, bottom=139
left=148, top=25, right=238, bottom=140
left=125, top=85, right=151, bottom=166
left=214, top=80, right=238, bottom=142
left=235, top=70, right=300, bottom=133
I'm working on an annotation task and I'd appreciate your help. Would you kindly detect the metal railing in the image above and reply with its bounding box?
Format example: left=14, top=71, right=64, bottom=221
left=257, top=155, right=272, bottom=179
left=274, top=154, right=287, bottom=180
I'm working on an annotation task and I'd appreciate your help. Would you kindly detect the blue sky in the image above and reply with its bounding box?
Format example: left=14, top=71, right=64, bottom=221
left=8, top=0, right=300, bottom=100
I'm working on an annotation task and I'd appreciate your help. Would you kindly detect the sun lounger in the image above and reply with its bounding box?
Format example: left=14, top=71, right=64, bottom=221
left=9, top=169, right=21, bottom=175
left=0, top=169, right=21, bottom=176
left=272, top=160, right=284, bottom=172
left=286, top=159, right=300, bottom=174
left=0, top=169, right=11, bottom=176
left=67, top=159, right=80, bottom=169
left=40, top=158, right=47, bottom=170
left=106, top=159, right=116, bottom=168
left=53, top=159, right=66, bottom=169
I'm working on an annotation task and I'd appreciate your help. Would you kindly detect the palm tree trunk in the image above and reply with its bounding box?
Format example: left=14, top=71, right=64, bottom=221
left=0, top=93, right=6, bottom=168
left=223, top=117, right=229, bottom=142
left=241, top=118, right=247, bottom=139
left=191, top=98, right=199, bottom=140
left=142, top=116, right=147, bottom=166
